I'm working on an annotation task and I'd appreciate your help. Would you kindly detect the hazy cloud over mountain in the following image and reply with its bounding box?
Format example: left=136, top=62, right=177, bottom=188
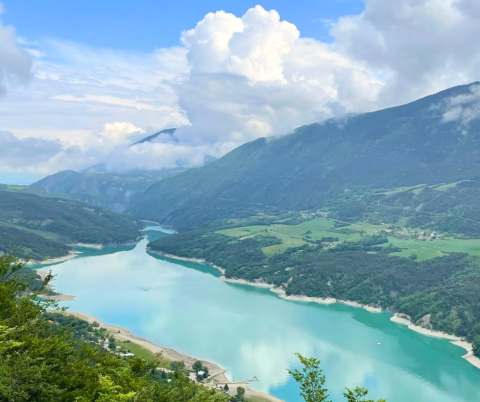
left=1, top=0, right=479, bottom=173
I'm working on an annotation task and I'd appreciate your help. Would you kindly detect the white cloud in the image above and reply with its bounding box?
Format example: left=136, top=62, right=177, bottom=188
left=171, top=6, right=381, bottom=160
left=0, top=1, right=479, bottom=174
left=331, top=0, right=480, bottom=106
left=0, top=7, right=32, bottom=95
left=53, top=94, right=160, bottom=111
left=312, top=18, right=335, bottom=27
left=442, top=84, right=480, bottom=124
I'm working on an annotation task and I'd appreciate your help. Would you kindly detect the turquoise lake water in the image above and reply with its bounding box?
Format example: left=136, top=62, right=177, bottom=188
left=35, top=227, right=480, bottom=402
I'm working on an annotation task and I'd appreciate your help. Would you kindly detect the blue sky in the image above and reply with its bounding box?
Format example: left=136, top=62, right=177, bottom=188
left=2, top=0, right=364, bottom=50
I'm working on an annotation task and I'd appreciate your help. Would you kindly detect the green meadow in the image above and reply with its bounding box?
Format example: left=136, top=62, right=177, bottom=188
left=218, top=217, right=480, bottom=261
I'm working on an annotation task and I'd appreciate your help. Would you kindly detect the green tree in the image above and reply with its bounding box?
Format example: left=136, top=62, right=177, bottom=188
left=0, top=251, right=230, bottom=402
left=288, top=353, right=330, bottom=402
left=288, top=354, right=386, bottom=402
left=343, top=387, right=386, bottom=402
left=235, top=387, right=245, bottom=401
left=193, top=360, right=203, bottom=372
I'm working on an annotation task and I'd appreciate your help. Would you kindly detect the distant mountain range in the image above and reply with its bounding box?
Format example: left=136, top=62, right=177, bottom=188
left=31, top=171, right=167, bottom=212
left=128, top=82, right=480, bottom=229
left=31, top=129, right=185, bottom=211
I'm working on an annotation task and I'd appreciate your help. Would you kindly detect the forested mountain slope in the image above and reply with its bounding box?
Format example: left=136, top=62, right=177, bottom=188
left=31, top=129, right=186, bottom=212
left=31, top=170, right=165, bottom=212
left=0, top=190, right=140, bottom=260
left=130, top=83, right=480, bottom=229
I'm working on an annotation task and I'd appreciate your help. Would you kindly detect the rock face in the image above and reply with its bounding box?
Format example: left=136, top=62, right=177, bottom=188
left=416, top=314, right=433, bottom=330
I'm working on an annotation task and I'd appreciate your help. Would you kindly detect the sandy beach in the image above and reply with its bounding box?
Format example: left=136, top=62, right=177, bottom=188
left=390, top=313, right=480, bottom=369
left=62, top=311, right=284, bottom=402
left=140, top=219, right=162, bottom=225
left=221, top=275, right=273, bottom=288
left=36, top=270, right=76, bottom=301
left=72, top=243, right=104, bottom=249
left=72, top=240, right=138, bottom=249
left=147, top=249, right=207, bottom=264
left=27, top=251, right=80, bottom=265
left=270, top=286, right=337, bottom=304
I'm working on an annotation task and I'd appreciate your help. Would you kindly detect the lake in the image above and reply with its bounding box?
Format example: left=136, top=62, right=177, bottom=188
left=34, top=226, right=480, bottom=402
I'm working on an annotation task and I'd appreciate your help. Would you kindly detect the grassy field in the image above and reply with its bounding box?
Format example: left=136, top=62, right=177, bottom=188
left=112, top=337, right=171, bottom=368
left=380, top=184, right=427, bottom=196
left=376, top=180, right=471, bottom=197
left=218, top=217, right=480, bottom=261
left=432, top=180, right=470, bottom=192
left=381, top=237, right=480, bottom=260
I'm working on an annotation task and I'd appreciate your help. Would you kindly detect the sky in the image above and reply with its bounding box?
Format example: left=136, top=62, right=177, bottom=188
left=0, top=0, right=479, bottom=177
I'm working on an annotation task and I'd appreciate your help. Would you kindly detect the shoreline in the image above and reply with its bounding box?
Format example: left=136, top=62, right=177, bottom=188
left=147, top=249, right=208, bottom=264
left=390, top=313, right=480, bottom=369
left=27, top=239, right=140, bottom=265
left=151, top=252, right=387, bottom=313
left=36, top=270, right=76, bottom=301
left=27, top=250, right=80, bottom=265
left=159, top=251, right=480, bottom=370
left=72, top=240, right=138, bottom=249
left=62, top=311, right=284, bottom=402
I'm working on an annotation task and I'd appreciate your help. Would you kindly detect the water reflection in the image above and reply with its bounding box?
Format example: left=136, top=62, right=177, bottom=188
left=36, top=228, right=480, bottom=402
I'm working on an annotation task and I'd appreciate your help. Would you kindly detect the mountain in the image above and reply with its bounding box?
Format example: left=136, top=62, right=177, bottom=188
left=129, top=83, right=480, bottom=229
left=0, top=189, right=140, bottom=261
left=130, top=128, right=176, bottom=146
left=31, top=129, right=189, bottom=211
left=31, top=171, right=167, bottom=212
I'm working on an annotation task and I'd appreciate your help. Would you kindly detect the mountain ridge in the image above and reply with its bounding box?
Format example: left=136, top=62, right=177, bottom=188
left=128, top=82, right=480, bottom=229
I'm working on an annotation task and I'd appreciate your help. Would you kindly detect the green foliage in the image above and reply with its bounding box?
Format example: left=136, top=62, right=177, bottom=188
left=288, top=354, right=386, bottom=402
left=0, top=252, right=229, bottom=402
left=287, top=354, right=330, bottom=402
left=43, top=312, right=108, bottom=344
left=343, top=387, right=385, bottom=402
left=235, top=387, right=245, bottom=401
left=192, top=360, right=203, bottom=372
left=192, top=360, right=209, bottom=380
left=0, top=224, right=70, bottom=260
left=0, top=190, right=140, bottom=260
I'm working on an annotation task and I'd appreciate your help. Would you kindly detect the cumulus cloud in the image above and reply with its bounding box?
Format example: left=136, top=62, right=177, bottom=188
left=171, top=5, right=381, bottom=162
left=0, top=6, right=32, bottom=95
left=332, top=0, right=480, bottom=106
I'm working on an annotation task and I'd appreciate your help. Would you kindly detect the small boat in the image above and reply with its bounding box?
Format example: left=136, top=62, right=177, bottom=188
left=377, top=342, right=381, bottom=345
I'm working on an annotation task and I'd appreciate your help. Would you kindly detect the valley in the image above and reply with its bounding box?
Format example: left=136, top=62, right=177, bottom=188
left=28, top=228, right=480, bottom=402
